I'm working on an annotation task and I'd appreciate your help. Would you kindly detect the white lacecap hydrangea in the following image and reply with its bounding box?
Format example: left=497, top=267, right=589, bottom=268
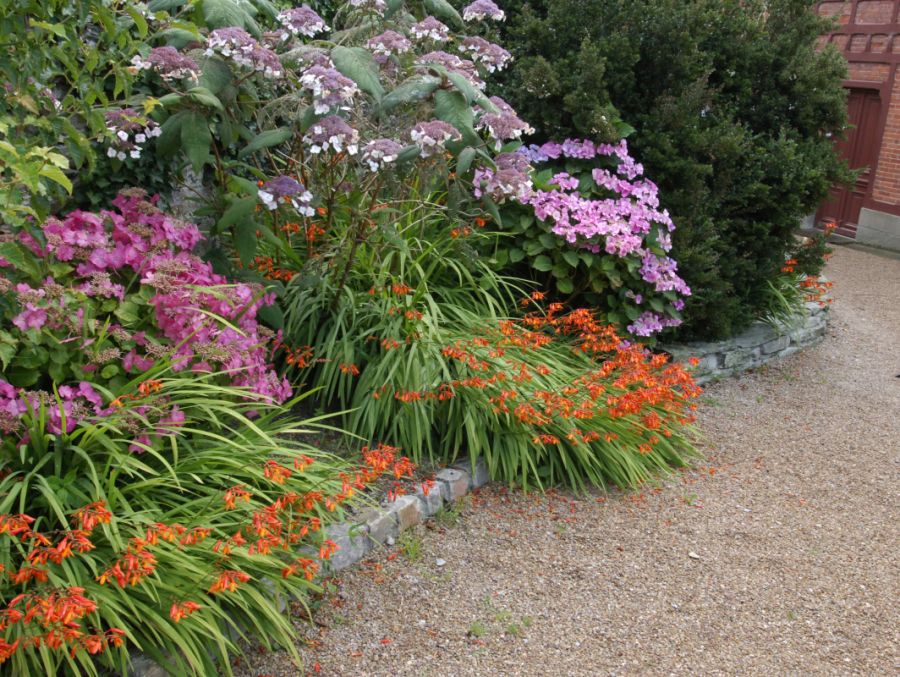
left=303, top=115, right=360, bottom=155
left=361, top=138, right=404, bottom=171
left=462, top=0, right=506, bottom=22
left=410, top=16, right=450, bottom=42
left=409, top=120, right=461, bottom=157
left=366, top=30, right=412, bottom=56
left=277, top=5, right=329, bottom=38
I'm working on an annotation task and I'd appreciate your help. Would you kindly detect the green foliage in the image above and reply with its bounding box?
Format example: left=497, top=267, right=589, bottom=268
left=281, top=195, right=699, bottom=492
left=0, top=375, right=357, bottom=676
left=498, top=0, right=851, bottom=339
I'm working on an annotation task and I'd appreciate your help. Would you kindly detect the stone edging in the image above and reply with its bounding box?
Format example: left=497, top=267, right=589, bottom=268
left=129, top=459, right=491, bottom=676
left=663, top=301, right=830, bottom=384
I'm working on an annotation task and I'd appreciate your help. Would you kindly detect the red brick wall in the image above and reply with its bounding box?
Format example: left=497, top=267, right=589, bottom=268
left=817, top=0, right=900, bottom=209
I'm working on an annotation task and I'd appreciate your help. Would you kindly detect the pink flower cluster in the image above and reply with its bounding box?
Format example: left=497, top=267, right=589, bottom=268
left=6, top=191, right=291, bottom=408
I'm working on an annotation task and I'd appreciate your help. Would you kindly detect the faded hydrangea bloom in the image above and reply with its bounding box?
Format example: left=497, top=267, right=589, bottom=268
left=473, top=152, right=533, bottom=202
left=410, top=120, right=461, bottom=157
left=476, top=97, right=534, bottom=149
left=131, top=46, right=200, bottom=82
left=349, top=0, right=387, bottom=14
left=303, top=116, right=360, bottom=155
left=206, top=28, right=283, bottom=78
left=299, top=65, right=359, bottom=114
left=105, top=108, right=161, bottom=161
left=361, top=138, right=404, bottom=171
left=258, top=176, right=315, bottom=216
left=462, top=0, right=505, bottom=22
left=277, top=5, right=328, bottom=38
left=458, top=37, right=511, bottom=73
left=366, top=30, right=412, bottom=56
left=416, top=51, right=484, bottom=89
left=411, top=16, right=450, bottom=41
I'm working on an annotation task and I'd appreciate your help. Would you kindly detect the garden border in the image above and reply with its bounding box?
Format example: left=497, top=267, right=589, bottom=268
left=663, top=301, right=830, bottom=384
left=128, top=458, right=492, bottom=677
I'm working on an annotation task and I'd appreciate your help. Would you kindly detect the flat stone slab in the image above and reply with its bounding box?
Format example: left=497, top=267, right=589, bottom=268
left=388, top=494, right=423, bottom=531
left=324, top=522, right=372, bottom=571
left=436, top=468, right=470, bottom=502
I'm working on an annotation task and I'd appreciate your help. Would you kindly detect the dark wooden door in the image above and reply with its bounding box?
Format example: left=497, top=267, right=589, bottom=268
left=816, top=87, right=882, bottom=237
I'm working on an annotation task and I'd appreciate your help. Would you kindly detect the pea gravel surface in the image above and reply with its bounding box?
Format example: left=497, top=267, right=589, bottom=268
left=236, top=245, right=899, bottom=677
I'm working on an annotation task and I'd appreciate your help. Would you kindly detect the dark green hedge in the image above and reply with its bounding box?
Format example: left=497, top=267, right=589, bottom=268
left=497, top=0, right=850, bottom=339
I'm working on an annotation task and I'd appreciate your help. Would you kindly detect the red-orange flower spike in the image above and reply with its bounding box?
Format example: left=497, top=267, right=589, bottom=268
left=224, top=485, right=252, bottom=510
left=169, top=601, right=202, bottom=622
left=72, top=502, right=112, bottom=532
left=318, top=539, right=339, bottom=560
left=208, top=570, right=251, bottom=594
left=263, top=460, right=293, bottom=485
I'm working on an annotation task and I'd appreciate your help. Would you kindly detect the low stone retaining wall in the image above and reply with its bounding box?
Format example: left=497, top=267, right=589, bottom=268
left=130, top=459, right=491, bottom=676
left=663, top=302, right=830, bottom=384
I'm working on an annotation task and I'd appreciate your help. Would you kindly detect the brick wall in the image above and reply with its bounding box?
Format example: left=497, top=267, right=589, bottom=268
left=818, top=0, right=900, bottom=209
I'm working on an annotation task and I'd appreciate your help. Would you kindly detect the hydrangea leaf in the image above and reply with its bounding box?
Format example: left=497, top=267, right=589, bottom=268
left=331, top=46, right=384, bottom=101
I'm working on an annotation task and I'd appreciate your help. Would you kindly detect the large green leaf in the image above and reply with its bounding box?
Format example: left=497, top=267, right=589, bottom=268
left=186, top=86, right=224, bottom=112
left=217, top=196, right=257, bottom=235
left=434, top=90, right=475, bottom=137
left=331, top=46, right=384, bottom=100
left=238, top=128, right=293, bottom=157
left=180, top=111, right=212, bottom=171
left=235, top=218, right=258, bottom=266
left=446, top=71, right=495, bottom=111
left=199, top=57, right=233, bottom=94
left=202, top=0, right=261, bottom=35
left=380, top=75, right=440, bottom=112
left=424, top=0, right=464, bottom=27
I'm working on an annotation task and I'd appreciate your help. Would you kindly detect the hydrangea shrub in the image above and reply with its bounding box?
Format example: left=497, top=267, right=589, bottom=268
left=477, top=138, right=690, bottom=338
left=0, top=189, right=289, bottom=448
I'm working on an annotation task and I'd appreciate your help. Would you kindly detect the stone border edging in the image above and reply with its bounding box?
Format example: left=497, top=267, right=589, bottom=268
left=128, top=459, right=491, bottom=676
left=663, top=301, right=830, bottom=384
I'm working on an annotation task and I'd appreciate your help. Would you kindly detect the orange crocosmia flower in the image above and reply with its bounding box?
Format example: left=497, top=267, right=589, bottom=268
left=294, top=455, right=315, bottom=471
left=169, top=601, right=202, bottom=622
left=318, top=539, right=339, bottom=560
left=263, top=460, right=292, bottom=484
left=73, top=501, right=112, bottom=532
left=208, top=570, right=251, bottom=594
left=224, top=485, right=252, bottom=510
left=339, top=363, right=360, bottom=376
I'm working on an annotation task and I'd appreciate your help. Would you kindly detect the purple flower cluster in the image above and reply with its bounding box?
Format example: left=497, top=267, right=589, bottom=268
left=206, top=28, right=283, bottom=79
left=105, top=108, right=162, bottom=161
left=626, top=311, right=682, bottom=338
left=299, top=65, right=359, bottom=114
left=463, top=0, right=506, bottom=21
left=476, top=96, right=534, bottom=150
left=349, top=0, right=387, bottom=14
left=473, top=153, right=533, bottom=202
left=361, top=138, right=404, bottom=171
left=458, top=37, right=511, bottom=73
left=508, top=139, right=692, bottom=334
left=277, top=5, right=328, bottom=38
left=0, top=379, right=104, bottom=436
left=367, top=30, right=412, bottom=56
left=7, top=191, right=291, bottom=406
left=303, top=115, right=360, bottom=154
left=258, top=176, right=315, bottom=216
left=416, top=51, right=484, bottom=89
left=411, top=17, right=450, bottom=42
left=410, top=120, right=461, bottom=157
left=131, top=46, right=200, bottom=83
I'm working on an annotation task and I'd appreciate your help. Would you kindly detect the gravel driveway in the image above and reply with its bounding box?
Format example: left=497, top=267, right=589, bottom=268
left=238, top=245, right=899, bottom=677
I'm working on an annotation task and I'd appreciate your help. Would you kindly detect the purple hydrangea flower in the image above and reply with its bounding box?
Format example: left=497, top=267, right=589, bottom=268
left=458, top=37, right=511, bottom=73
left=361, top=138, right=404, bottom=171
left=299, top=65, right=359, bottom=114
left=462, top=0, right=505, bottom=21
left=410, top=120, right=461, bottom=157
left=131, top=46, right=200, bottom=82
left=367, top=30, right=412, bottom=56
left=206, top=28, right=283, bottom=78
left=349, top=0, right=387, bottom=14
left=411, top=16, right=450, bottom=41
left=627, top=311, right=682, bottom=337
left=277, top=5, right=328, bottom=37
left=473, top=153, right=534, bottom=202
left=105, top=108, right=161, bottom=161
left=476, top=97, right=534, bottom=150
left=303, top=115, right=359, bottom=155
left=258, top=176, right=315, bottom=216
left=416, top=51, right=484, bottom=89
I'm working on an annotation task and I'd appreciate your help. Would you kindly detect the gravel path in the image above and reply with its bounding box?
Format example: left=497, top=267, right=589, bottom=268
left=238, top=245, right=900, bottom=677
